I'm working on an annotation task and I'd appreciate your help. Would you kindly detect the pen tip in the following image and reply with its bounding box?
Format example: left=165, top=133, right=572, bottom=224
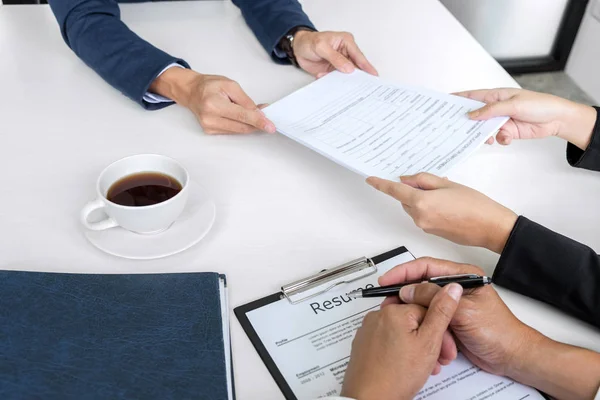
left=348, top=290, right=362, bottom=299
left=484, top=276, right=492, bottom=284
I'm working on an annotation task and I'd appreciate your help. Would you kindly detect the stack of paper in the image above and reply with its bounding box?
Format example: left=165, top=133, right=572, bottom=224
left=264, top=70, right=508, bottom=180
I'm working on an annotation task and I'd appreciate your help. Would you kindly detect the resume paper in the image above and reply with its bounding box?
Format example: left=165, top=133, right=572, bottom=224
left=264, top=71, right=509, bottom=180
left=245, top=251, right=544, bottom=399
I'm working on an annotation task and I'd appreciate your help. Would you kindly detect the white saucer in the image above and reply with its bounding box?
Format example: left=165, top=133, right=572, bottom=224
left=84, top=182, right=216, bottom=260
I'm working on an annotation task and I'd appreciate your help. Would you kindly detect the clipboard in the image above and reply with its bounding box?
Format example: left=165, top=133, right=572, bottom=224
left=235, top=246, right=551, bottom=400
left=234, top=246, right=411, bottom=400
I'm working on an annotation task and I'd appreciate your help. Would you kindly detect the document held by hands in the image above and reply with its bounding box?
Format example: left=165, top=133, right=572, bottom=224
left=264, top=71, right=508, bottom=180
left=235, top=248, right=546, bottom=400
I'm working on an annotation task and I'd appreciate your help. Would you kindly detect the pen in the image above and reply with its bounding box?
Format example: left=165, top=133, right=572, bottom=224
left=347, top=274, right=492, bottom=299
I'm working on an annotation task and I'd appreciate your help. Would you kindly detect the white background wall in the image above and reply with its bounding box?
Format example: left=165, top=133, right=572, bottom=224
left=440, top=0, right=569, bottom=60
left=566, top=0, right=600, bottom=103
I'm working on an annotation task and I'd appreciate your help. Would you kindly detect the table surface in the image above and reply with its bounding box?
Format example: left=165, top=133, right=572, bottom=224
left=1, top=1, right=599, bottom=398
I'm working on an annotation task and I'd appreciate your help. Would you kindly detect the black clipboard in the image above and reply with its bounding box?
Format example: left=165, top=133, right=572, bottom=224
left=235, top=245, right=551, bottom=400
left=234, top=246, right=411, bottom=400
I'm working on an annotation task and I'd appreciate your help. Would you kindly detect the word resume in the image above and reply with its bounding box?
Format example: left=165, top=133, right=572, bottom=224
left=245, top=251, right=544, bottom=400
left=264, top=71, right=508, bottom=180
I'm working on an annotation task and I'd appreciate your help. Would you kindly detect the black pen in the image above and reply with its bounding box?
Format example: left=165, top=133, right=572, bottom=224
left=348, top=274, right=492, bottom=299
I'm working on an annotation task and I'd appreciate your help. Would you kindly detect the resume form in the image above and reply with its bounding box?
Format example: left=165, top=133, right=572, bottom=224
left=244, top=251, right=545, bottom=400
left=264, top=71, right=508, bottom=180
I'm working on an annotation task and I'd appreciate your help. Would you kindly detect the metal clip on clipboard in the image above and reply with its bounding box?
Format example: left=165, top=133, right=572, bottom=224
left=281, top=257, right=377, bottom=304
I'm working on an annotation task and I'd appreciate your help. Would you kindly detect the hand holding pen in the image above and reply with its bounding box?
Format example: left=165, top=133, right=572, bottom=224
left=366, top=257, right=600, bottom=400
left=348, top=274, right=492, bottom=299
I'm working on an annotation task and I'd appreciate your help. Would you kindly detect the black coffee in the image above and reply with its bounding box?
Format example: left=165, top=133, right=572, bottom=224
left=107, top=172, right=182, bottom=207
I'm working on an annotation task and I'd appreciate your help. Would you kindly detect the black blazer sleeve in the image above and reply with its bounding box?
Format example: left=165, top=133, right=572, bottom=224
left=493, top=217, right=600, bottom=328
left=493, top=108, right=600, bottom=328
left=566, top=106, right=600, bottom=171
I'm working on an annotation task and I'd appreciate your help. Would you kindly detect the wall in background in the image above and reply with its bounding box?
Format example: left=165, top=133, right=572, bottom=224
left=440, top=0, right=569, bottom=60
left=440, top=0, right=588, bottom=74
left=566, top=0, right=600, bottom=103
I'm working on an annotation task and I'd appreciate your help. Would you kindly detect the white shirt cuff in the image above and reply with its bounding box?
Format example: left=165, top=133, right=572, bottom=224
left=273, top=45, right=287, bottom=59
left=143, top=63, right=185, bottom=104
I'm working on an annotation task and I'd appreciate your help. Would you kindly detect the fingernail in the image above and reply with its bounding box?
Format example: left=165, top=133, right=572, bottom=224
left=468, top=110, right=479, bottom=119
left=343, top=64, right=355, bottom=73
left=399, top=285, right=415, bottom=303
left=447, top=283, right=463, bottom=301
left=265, top=123, right=276, bottom=133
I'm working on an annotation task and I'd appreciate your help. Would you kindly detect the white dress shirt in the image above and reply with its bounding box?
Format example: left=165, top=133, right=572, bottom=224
left=143, top=63, right=184, bottom=104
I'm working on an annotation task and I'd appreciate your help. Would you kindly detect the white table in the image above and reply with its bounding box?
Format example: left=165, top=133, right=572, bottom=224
left=1, top=1, right=599, bottom=398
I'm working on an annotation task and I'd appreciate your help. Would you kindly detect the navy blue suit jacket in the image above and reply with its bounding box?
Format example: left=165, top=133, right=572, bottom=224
left=48, top=0, right=315, bottom=110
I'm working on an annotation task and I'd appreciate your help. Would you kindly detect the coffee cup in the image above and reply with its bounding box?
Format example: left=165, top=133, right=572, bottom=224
left=80, top=154, right=190, bottom=234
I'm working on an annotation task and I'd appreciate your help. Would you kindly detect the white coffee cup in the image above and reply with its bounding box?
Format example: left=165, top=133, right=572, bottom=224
left=81, top=154, right=190, bottom=234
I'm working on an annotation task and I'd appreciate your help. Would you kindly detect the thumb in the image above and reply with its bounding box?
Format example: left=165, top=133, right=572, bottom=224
left=400, top=172, right=449, bottom=190
left=469, top=101, right=517, bottom=120
left=366, top=176, right=418, bottom=206
left=419, top=283, right=462, bottom=340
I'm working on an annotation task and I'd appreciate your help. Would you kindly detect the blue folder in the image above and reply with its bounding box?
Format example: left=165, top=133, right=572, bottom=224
left=0, top=271, right=233, bottom=400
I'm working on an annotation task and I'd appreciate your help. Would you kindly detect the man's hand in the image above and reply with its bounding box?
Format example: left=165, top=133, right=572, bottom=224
left=367, top=173, right=518, bottom=254
left=381, top=258, right=600, bottom=400
left=293, top=30, right=378, bottom=78
left=379, top=258, right=536, bottom=377
left=341, top=284, right=462, bottom=400
left=455, top=88, right=597, bottom=150
left=149, top=67, right=275, bottom=134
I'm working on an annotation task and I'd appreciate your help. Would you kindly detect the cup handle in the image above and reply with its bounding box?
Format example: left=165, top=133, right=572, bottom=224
left=80, top=198, right=118, bottom=231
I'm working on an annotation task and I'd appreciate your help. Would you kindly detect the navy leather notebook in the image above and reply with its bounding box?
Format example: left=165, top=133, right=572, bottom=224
left=0, top=271, right=233, bottom=400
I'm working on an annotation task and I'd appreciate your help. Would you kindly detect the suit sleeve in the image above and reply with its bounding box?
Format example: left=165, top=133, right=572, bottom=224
left=232, top=0, right=316, bottom=62
left=48, top=0, right=190, bottom=110
left=566, top=107, right=600, bottom=171
left=493, top=216, right=600, bottom=328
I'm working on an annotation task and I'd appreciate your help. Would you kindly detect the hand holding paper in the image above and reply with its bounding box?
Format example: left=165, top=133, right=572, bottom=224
left=457, top=88, right=597, bottom=150
left=366, top=173, right=519, bottom=254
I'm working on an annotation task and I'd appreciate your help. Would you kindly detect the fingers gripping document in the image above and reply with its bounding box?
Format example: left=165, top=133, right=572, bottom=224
left=264, top=71, right=508, bottom=180
left=235, top=248, right=546, bottom=400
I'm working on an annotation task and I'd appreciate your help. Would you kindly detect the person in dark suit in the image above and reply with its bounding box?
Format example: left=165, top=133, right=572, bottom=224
left=366, top=88, right=600, bottom=328
left=48, top=0, right=377, bottom=134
